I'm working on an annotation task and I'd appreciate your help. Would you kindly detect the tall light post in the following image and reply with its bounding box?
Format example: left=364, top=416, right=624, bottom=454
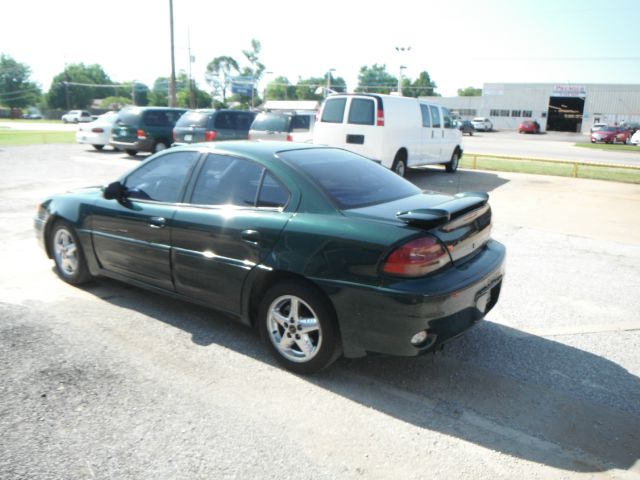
left=395, top=46, right=411, bottom=96
left=326, top=68, right=336, bottom=97
left=168, top=0, right=177, bottom=107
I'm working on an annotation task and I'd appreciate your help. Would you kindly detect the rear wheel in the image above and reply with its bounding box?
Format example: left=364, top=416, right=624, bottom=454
left=446, top=150, right=460, bottom=173
left=392, top=151, right=407, bottom=177
left=153, top=141, right=168, bottom=153
left=92, top=144, right=104, bottom=151
left=258, top=282, right=340, bottom=374
left=125, top=149, right=137, bottom=157
left=50, top=220, right=91, bottom=285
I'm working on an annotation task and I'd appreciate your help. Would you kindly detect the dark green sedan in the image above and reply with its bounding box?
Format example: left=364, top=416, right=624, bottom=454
left=35, top=142, right=505, bottom=374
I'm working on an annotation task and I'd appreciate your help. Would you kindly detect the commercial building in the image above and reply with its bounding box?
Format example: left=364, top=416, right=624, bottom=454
left=423, top=83, right=640, bottom=134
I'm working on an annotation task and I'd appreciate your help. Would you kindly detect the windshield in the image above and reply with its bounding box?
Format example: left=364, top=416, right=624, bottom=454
left=279, top=148, right=421, bottom=209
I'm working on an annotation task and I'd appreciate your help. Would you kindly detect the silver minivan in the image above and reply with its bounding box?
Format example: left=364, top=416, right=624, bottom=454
left=248, top=112, right=315, bottom=143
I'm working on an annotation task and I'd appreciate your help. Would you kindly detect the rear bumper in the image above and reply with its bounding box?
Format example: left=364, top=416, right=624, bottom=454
left=110, top=138, right=155, bottom=152
left=317, top=239, right=506, bottom=358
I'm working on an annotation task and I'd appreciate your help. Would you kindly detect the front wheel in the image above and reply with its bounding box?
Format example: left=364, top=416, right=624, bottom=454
left=125, top=149, right=138, bottom=157
left=258, top=282, right=340, bottom=374
left=92, top=144, right=104, bottom=151
left=446, top=150, right=460, bottom=173
left=50, top=221, right=92, bottom=285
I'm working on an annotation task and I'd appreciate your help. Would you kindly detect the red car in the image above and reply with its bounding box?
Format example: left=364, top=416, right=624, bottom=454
left=615, top=128, right=634, bottom=144
left=591, top=126, right=622, bottom=144
left=518, top=120, right=540, bottom=134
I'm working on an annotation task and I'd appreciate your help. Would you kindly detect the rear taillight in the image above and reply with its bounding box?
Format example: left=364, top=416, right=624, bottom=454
left=205, top=130, right=218, bottom=141
left=172, top=128, right=176, bottom=141
left=383, top=236, right=450, bottom=277
left=376, top=106, right=385, bottom=126
left=286, top=134, right=293, bottom=141
left=137, top=129, right=146, bottom=139
left=91, top=127, right=104, bottom=133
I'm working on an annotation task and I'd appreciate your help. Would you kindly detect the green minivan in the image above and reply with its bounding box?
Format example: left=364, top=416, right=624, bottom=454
left=110, top=107, right=187, bottom=156
left=172, top=109, right=256, bottom=145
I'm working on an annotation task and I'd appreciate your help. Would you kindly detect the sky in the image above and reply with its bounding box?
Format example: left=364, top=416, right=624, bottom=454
left=2, top=0, right=640, bottom=98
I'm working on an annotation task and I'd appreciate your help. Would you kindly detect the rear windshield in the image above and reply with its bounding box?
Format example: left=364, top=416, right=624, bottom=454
left=348, top=98, right=375, bottom=125
left=279, top=148, right=420, bottom=209
left=251, top=113, right=289, bottom=132
left=176, top=111, right=210, bottom=128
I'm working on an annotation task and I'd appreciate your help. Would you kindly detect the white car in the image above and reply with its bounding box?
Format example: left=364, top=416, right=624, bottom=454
left=76, top=111, right=119, bottom=150
left=313, top=93, right=463, bottom=176
left=62, top=110, right=93, bottom=123
left=630, top=130, right=640, bottom=146
left=471, top=117, right=493, bottom=131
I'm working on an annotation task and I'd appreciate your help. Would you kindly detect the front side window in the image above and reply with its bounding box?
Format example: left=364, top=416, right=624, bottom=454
left=442, top=107, right=453, bottom=128
left=321, top=98, right=347, bottom=123
left=348, top=98, right=375, bottom=125
left=429, top=105, right=441, bottom=128
left=190, top=154, right=264, bottom=207
left=420, top=105, right=431, bottom=127
left=124, top=151, right=199, bottom=203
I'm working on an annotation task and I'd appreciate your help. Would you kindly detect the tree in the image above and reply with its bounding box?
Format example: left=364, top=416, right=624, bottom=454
left=47, top=63, right=112, bottom=109
left=458, top=86, right=482, bottom=96
left=205, top=56, right=239, bottom=104
left=0, top=54, right=41, bottom=108
left=405, top=71, right=438, bottom=97
left=295, top=74, right=347, bottom=100
left=100, top=96, right=132, bottom=109
left=241, top=39, right=265, bottom=104
left=265, top=76, right=296, bottom=101
left=356, top=64, right=397, bottom=94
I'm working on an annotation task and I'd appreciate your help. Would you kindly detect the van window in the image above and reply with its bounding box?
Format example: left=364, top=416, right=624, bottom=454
left=291, top=115, right=311, bottom=131
left=251, top=113, right=289, bottom=132
left=176, top=111, right=209, bottom=128
left=420, top=105, right=431, bottom=127
left=348, top=98, right=375, bottom=125
left=442, top=108, right=453, bottom=128
left=214, top=112, right=235, bottom=129
left=321, top=98, right=347, bottom=123
left=429, top=105, right=441, bottom=128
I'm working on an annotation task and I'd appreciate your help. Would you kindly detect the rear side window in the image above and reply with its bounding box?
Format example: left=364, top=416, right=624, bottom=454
left=190, top=155, right=263, bottom=207
left=144, top=110, right=171, bottom=127
left=348, top=98, right=375, bottom=125
left=429, top=106, right=441, bottom=128
left=235, top=112, right=256, bottom=130
left=214, top=112, right=236, bottom=129
left=117, top=109, right=143, bottom=125
left=321, top=98, right=347, bottom=123
left=279, top=148, right=420, bottom=209
left=257, top=172, right=289, bottom=208
left=420, top=105, right=431, bottom=127
left=251, top=113, right=289, bottom=132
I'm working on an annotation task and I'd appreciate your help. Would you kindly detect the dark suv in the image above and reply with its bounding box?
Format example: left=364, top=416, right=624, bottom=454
left=173, top=109, right=256, bottom=145
left=110, top=107, right=187, bottom=156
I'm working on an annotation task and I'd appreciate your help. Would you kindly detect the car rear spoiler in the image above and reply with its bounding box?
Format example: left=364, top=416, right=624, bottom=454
left=396, top=192, right=489, bottom=229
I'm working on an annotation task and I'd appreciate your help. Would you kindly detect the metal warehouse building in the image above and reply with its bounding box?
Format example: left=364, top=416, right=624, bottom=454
left=423, top=83, right=640, bottom=134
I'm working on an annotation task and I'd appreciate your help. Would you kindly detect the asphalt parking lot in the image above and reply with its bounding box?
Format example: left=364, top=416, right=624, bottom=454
left=1, top=144, right=639, bottom=479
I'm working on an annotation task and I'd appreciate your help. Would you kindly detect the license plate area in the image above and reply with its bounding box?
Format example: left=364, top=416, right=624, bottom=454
left=184, top=134, right=192, bottom=142
left=475, top=277, right=502, bottom=314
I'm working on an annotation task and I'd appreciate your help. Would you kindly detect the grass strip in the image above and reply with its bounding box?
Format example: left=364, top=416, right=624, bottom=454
left=0, top=130, right=75, bottom=146
left=574, top=142, right=640, bottom=153
left=461, top=155, right=640, bottom=184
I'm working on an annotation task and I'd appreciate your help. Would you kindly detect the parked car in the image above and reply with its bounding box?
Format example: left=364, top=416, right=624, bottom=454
left=590, top=122, right=608, bottom=133
left=34, top=141, right=505, bottom=374
left=173, top=109, right=256, bottom=145
left=518, top=119, right=540, bottom=134
left=471, top=117, right=493, bottom=131
left=110, top=106, right=187, bottom=156
left=23, top=112, right=43, bottom=120
left=630, top=129, right=640, bottom=146
left=61, top=110, right=92, bottom=124
left=248, top=111, right=316, bottom=143
left=312, top=94, right=463, bottom=176
left=591, top=126, right=622, bottom=144
left=76, top=111, right=119, bottom=150
left=615, top=128, right=634, bottom=144
left=455, top=119, right=475, bottom=135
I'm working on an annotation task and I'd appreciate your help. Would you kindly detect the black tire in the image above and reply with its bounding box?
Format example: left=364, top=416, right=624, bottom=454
left=446, top=150, right=460, bottom=173
left=153, top=141, right=169, bottom=153
left=258, top=281, right=340, bottom=374
left=469, top=131, right=473, bottom=136
left=125, top=149, right=138, bottom=157
left=49, top=220, right=92, bottom=285
left=392, top=152, right=407, bottom=177
left=92, top=144, right=104, bottom=151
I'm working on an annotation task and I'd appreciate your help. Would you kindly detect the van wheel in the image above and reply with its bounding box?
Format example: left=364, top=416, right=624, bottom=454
left=125, top=149, right=138, bottom=157
left=392, top=153, right=407, bottom=177
left=446, top=150, right=460, bottom=173
left=153, top=141, right=168, bottom=153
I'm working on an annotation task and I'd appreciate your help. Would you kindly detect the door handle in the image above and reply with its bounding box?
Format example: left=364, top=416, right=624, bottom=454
left=149, top=216, right=166, bottom=229
left=241, top=229, right=261, bottom=245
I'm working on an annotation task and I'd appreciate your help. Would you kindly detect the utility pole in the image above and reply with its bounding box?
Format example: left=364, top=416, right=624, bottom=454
left=326, top=68, right=335, bottom=97
left=131, top=81, right=136, bottom=106
left=168, top=0, right=177, bottom=107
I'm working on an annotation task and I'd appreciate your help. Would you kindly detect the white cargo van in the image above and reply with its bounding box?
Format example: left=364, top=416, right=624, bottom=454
left=312, top=94, right=463, bottom=176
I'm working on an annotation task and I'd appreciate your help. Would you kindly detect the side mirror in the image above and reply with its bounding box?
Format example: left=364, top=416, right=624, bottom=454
left=103, top=181, right=124, bottom=200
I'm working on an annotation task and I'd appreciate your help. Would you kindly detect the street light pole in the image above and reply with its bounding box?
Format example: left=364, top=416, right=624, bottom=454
left=326, top=68, right=336, bottom=97
left=168, top=0, right=177, bottom=107
left=395, top=46, right=411, bottom=96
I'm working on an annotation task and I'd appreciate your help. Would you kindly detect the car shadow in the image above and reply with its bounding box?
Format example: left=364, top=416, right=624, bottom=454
left=405, top=166, right=510, bottom=194
left=81, top=278, right=640, bottom=474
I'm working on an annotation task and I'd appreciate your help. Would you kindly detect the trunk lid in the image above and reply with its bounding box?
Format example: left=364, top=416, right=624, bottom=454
left=345, top=191, right=492, bottom=264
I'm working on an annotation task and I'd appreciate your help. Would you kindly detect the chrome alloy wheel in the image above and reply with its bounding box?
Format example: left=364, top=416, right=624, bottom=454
left=53, top=227, right=79, bottom=277
left=267, top=295, right=323, bottom=363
